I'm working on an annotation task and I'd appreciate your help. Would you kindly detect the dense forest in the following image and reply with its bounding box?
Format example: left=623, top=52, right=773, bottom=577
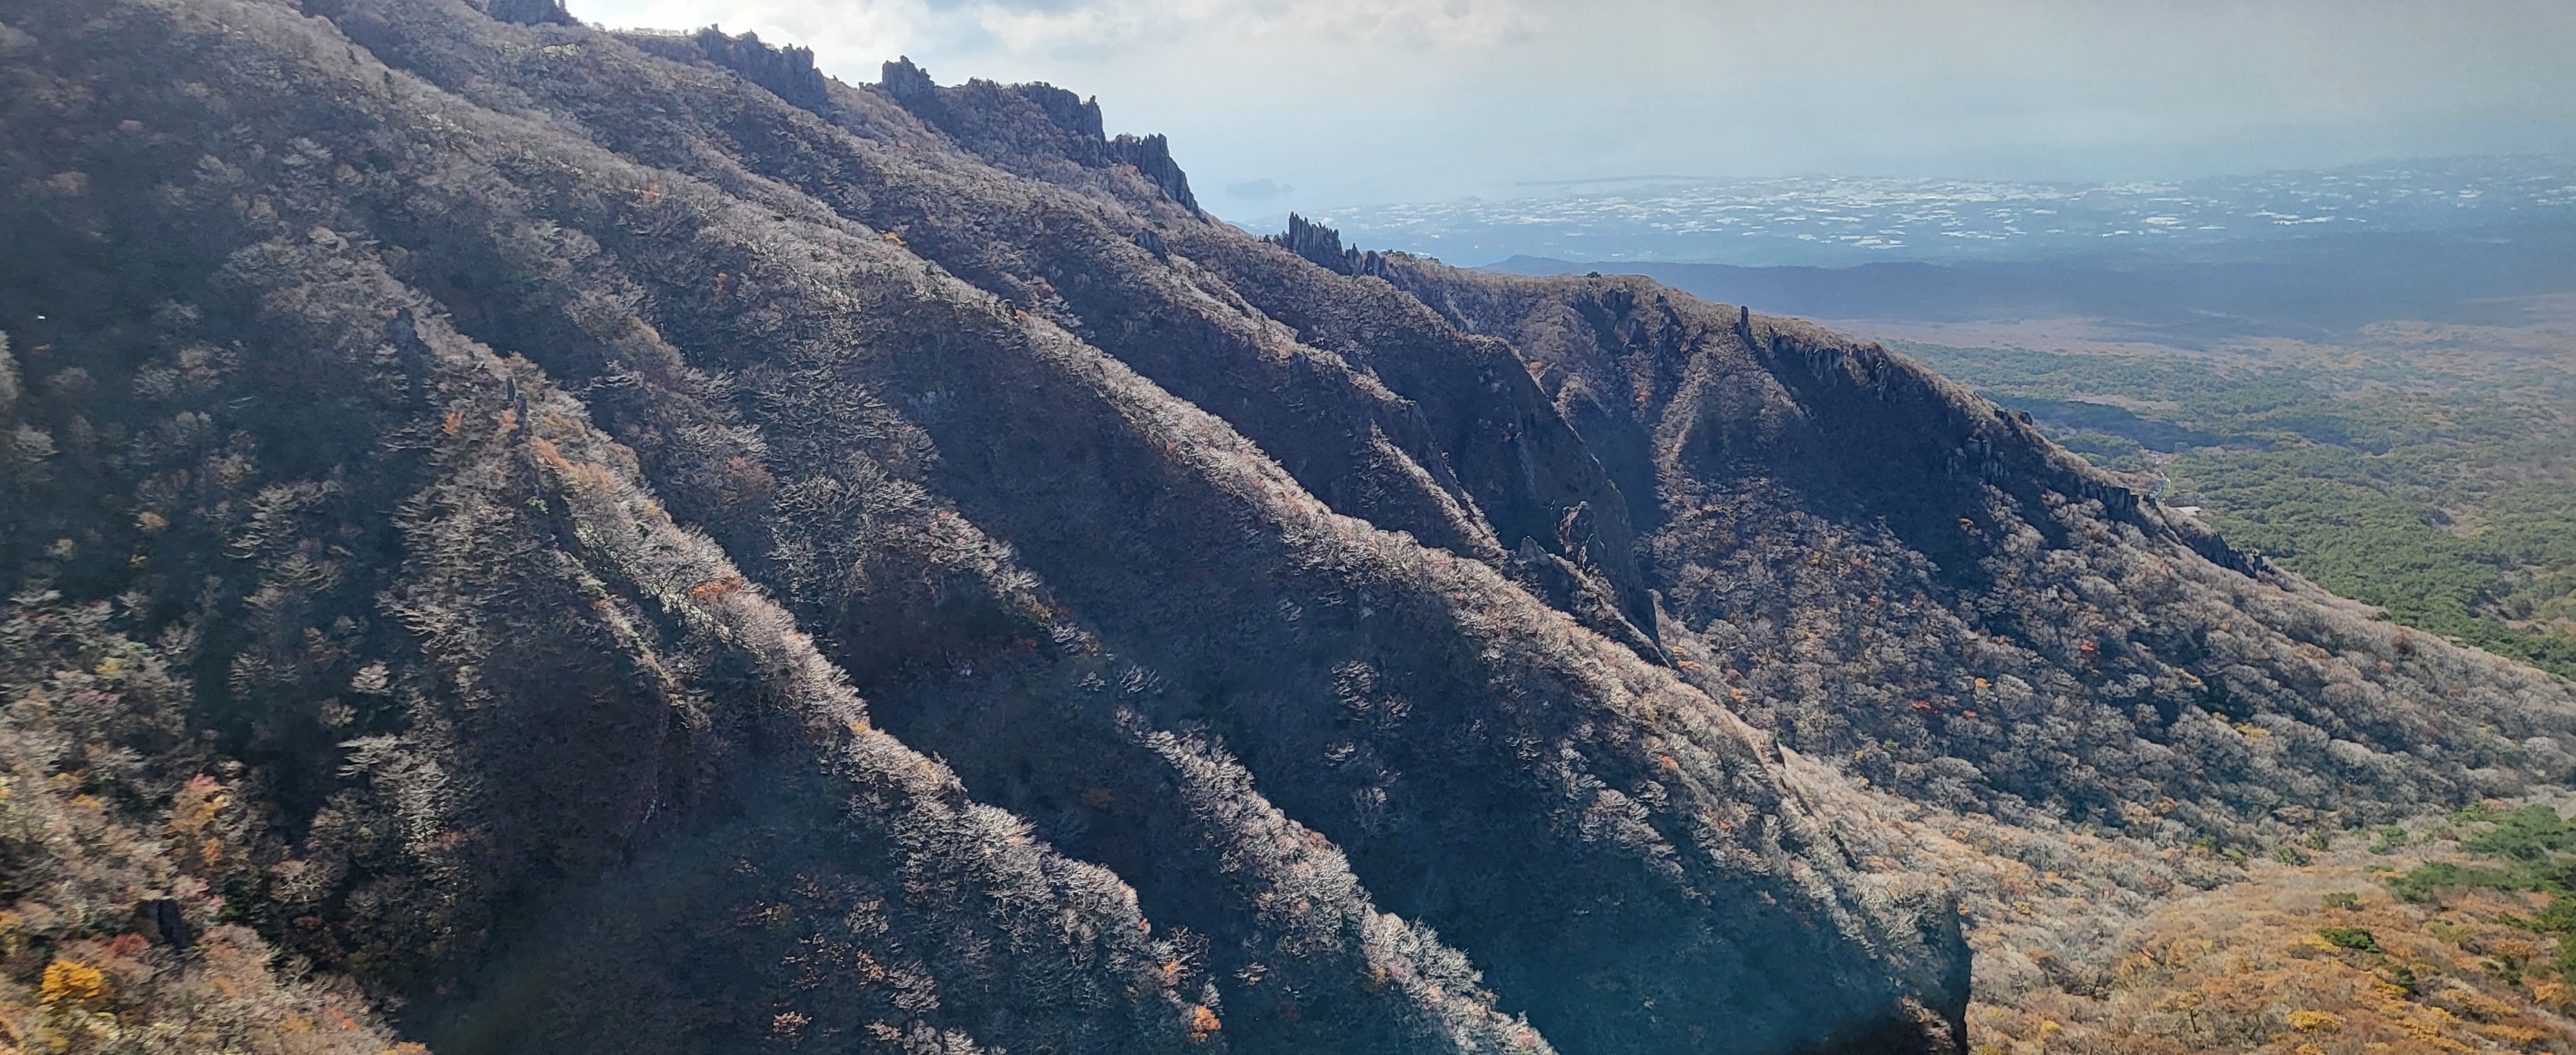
left=0, top=1, right=2570, bottom=1053
left=1905, top=340, right=2576, bottom=679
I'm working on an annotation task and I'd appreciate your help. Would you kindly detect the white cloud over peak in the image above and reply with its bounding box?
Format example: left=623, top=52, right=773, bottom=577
left=571, top=0, right=2576, bottom=221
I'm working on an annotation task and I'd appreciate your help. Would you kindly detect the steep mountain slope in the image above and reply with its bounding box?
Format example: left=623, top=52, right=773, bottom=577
left=1375, top=258, right=2576, bottom=844
left=0, top=1, right=1958, bottom=1052
left=3, top=1, right=2571, bottom=1053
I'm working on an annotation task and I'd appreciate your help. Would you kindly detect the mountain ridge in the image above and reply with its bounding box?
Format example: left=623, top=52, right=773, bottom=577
left=0, top=2, right=2568, bottom=1053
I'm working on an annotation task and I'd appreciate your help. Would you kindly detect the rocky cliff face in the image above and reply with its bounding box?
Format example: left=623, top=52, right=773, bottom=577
left=0, top=3, right=2567, bottom=1055
left=873, top=54, right=1201, bottom=216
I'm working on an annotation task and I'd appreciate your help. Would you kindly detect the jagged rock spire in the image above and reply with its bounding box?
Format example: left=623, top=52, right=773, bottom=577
left=881, top=55, right=934, bottom=102
left=1269, top=213, right=1392, bottom=278
left=1107, top=133, right=1198, bottom=214
left=690, top=28, right=828, bottom=109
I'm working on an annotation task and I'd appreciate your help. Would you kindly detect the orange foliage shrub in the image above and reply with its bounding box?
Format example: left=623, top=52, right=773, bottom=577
left=689, top=575, right=747, bottom=604
left=1186, top=1004, right=1221, bottom=1043
left=39, top=960, right=108, bottom=1005
left=720, top=455, right=775, bottom=506
left=169, top=772, right=227, bottom=870
left=530, top=433, right=576, bottom=473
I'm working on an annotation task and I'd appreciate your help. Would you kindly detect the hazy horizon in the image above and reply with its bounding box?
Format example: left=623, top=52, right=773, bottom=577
left=571, top=0, right=2576, bottom=223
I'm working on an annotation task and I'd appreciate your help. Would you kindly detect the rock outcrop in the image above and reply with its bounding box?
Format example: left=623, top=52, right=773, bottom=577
left=1271, top=212, right=1397, bottom=278
left=482, top=0, right=570, bottom=26
left=668, top=28, right=830, bottom=111
left=876, top=55, right=1202, bottom=216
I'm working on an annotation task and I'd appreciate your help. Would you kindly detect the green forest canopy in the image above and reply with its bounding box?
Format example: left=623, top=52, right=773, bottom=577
left=1906, top=340, right=2576, bottom=678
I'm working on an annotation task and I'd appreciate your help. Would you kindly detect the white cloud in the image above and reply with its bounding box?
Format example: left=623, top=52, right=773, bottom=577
left=569, top=0, right=2576, bottom=218
left=961, top=0, right=1536, bottom=55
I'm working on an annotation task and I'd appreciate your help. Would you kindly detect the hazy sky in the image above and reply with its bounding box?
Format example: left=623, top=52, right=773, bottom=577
left=573, top=0, right=2576, bottom=222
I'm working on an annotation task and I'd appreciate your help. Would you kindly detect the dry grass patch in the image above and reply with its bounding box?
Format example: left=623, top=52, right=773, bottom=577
left=1972, top=806, right=2576, bottom=1054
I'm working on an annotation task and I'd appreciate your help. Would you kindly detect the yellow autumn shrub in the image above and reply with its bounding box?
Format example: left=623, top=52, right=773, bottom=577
left=1968, top=808, right=2576, bottom=1055
left=2285, top=1009, right=2342, bottom=1032
left=39, top=959, right=108, bottom=1004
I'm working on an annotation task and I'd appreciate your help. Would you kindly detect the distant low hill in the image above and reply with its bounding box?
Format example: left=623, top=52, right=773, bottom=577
left=1484, top=226, right=2576, bottom=344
